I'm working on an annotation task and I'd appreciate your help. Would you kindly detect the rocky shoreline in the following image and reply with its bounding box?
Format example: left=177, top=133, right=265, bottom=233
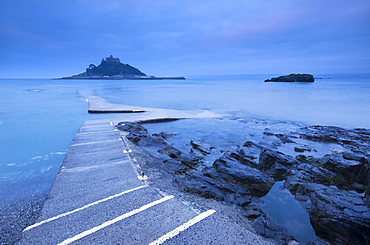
left=117, top=121, right=370, bottom=245
left=2, top=120, right=368, bottom=244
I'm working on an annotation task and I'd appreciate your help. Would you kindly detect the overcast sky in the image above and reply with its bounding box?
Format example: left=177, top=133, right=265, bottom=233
left=1, top=0, right=369, bottom=78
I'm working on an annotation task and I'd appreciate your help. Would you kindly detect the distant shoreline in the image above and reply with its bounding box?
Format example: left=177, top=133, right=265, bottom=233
left=56, top=76, right=186, bottom=80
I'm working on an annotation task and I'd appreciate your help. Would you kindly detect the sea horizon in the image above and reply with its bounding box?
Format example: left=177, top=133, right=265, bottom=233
left=1, top=72, right=370, bottom=80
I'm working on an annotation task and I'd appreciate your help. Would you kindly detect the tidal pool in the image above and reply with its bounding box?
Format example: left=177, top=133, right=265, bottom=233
left=259, top=181, right=316, bottom=243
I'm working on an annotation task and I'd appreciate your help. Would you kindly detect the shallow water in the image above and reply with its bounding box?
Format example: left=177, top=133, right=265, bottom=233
left=1, top=74, right=369, bottom=242
left=260, top=181, right=316, bottom=243
left=100, top=74, right=370, bottom=128
left=0, top=79, right=124, bottom=204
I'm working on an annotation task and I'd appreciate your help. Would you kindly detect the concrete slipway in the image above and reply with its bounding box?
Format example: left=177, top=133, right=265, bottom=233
left=19, top=97, right=274, bottom=244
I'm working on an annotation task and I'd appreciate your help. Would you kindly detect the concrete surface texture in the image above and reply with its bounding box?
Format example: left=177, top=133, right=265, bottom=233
left=87, top=96, right=222, bottom=124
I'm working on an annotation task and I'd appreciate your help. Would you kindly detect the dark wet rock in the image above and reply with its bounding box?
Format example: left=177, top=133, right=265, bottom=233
left=158, top=145, right=201, bottom=169
left=258, top=149, right=298, bottom=180
left=300, top=125, right=343, bottom=143
left=259, top=149, right=298, bottom=169
left=164, top=144, right=271, bottom=207
left=162, top=159, right=189, bottom=174
left=365, top=183, right=370, bottom=207
left=176, top=171, right=227, bottom=200
left=176, top=170, right=252, bottom=207
left=189, top=140, right=215, bottom=155
left=158, top=145, right=182, bottom=158
left=211, top=157, right=275, bottom=196
left=300, top=125, right=370, bottom=154
left=294, top=145, right=312, bottom=152
left=264, top=73, right=314, bottom=83
left=117, top=121, right=148, bottom=134
left=319, top=153, right=369, bottom=187
left=285, top=163, right=348, bottom=193
left=263, top=130, right=275, bottom=136
left=295, top=154, right=319, bottom=165
left=243, top=204, right=264, bottom=219
left=228, top=151, right=259, bottom=168
left=228, top=144, right=261, bottom=168
left=301, top=132, right=339, bottom=143
left=342, top=151, right=369, bottom=163
left=258, top=140, right=281, bottom=149
left=129, top=134, right=167, bottom=147
left=288, top=183, right=370, bottom=245
left=252, top=216, right=297, bottom=245
left=152, top=131, right=177, bottom=139
left=263, top=130, right=296, bottom=144
left=306, top=238, right=332, bottom=245
left=243, top=141, right=263, bottom=149
left=275, top=134, right=296, bottom=143
left=117, top=122, right=167, bottom=147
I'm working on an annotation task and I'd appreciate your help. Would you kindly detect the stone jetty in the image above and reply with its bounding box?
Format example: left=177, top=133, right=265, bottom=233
left=19, top=98, right=273, bottom=244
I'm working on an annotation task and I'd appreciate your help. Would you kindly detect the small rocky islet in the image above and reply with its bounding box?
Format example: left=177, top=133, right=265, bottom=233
left=118, top=121, right=370, bottom=245
left=265, top=74, right=315, bottom=82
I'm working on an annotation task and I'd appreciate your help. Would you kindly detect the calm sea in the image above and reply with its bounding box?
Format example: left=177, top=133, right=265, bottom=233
left=1, top=74, right=369, bottom=242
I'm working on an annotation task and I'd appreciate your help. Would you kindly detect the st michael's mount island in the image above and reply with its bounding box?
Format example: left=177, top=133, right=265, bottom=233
left=59, top=55, right=185, bottom=80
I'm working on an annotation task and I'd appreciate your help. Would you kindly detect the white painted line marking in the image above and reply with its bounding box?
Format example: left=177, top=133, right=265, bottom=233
left=57, top=195, right=174, bottom=245
left=70, top=139, right=118, bottom=147
left=23, top=185, right=148, bottom=232
left=148, top=209, right=216, bottom=245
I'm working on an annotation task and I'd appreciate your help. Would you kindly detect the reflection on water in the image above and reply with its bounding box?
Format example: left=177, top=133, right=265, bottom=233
left=259, top=181, right=316, bottom=243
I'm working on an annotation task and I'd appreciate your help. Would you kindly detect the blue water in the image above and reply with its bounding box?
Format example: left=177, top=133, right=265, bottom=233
left=99, top=74, right=370, bottom=128
left=260, top=181, right=316, bottom=243
left=1, top=74, right=369, bottom=242
left=0, top=79, right=124, bottom=204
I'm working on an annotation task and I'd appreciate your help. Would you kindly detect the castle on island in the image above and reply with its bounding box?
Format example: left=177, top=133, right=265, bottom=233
left=84, top=55, right=147, bottom=79
left=102, top=55, right=120, bottom=63
left=60, top=55, right=185, bottom=80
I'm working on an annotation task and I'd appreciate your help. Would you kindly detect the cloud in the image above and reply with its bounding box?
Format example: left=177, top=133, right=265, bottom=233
left=0, top=0, right=369, bottom=77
